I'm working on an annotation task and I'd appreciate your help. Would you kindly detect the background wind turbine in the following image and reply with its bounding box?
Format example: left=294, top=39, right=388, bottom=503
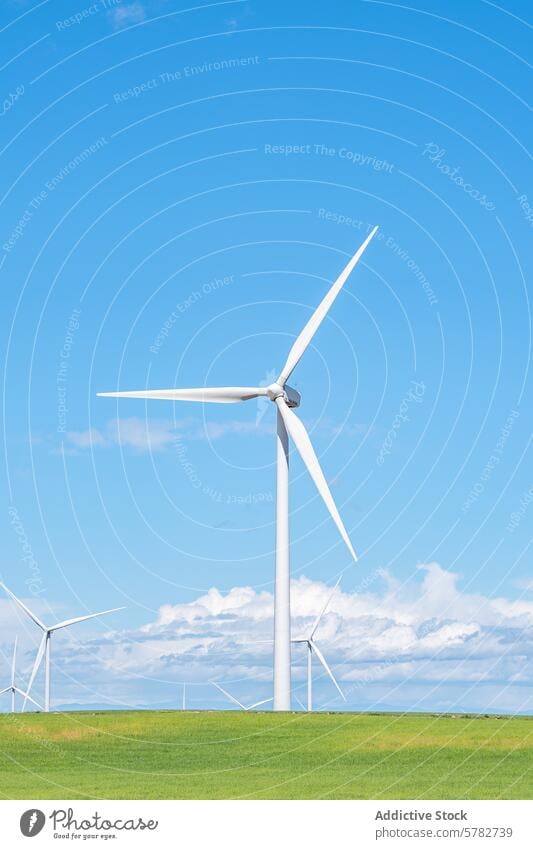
left=0, top=583, right=124, bottom=712
left=214, top=683, right=272, bottom=711
left=292, top=576, right=345, bottom=712
left=0, top=638, right=42, bottom=713
left=98, top=226, right=378, bottom=711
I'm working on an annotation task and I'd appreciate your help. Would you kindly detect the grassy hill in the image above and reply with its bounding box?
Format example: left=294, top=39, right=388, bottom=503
left=0, top=710, right=531, bottom=799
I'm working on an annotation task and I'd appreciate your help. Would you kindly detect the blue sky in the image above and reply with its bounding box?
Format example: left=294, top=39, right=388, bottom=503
left=0, top=0, right=532, bottom=712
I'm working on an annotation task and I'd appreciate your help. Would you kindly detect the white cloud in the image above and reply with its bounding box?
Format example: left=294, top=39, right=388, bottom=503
left=4, top=564, right=533, bottom=712
left=515, top=578, right=533, bottom=592
left=67, top=427, right=109, bottom=449
left=66, top=416, right=275, bottom=453
left=65, top=413, right=371, bottom=455
left=67, top=418, right=174, bottom=452
left=108, top=417, right=176, bottom=452
left=109, top=2, right=146, bottom=29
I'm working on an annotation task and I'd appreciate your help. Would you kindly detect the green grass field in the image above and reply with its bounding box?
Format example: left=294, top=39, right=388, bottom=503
left=0, top=710, right=531, bottom=800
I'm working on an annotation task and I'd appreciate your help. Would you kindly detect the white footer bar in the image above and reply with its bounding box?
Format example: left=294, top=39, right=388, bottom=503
left=2, top=800, right=532, bottom=848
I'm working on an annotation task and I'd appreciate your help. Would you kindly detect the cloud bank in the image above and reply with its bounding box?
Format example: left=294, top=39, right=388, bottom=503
left=66, top=416, right=274, bottom=453
left=3, top=563, right=532, bottom=713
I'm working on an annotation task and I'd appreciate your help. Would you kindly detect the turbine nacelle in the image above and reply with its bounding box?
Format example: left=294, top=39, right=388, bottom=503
left=266, top=382, right=301, bottom=408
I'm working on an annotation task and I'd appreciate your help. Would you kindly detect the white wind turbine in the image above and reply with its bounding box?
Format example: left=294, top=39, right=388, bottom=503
left=98, top=226, right=378, bottom=711
left=0, top=583, right=124, bottom=712
left=0, top=638, right=42, bottom=713
left=292, top=576, right=345, bottom=712
left=214, top=683, right=272, bottom=711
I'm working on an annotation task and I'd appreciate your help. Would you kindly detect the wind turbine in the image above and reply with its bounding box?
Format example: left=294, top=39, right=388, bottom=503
left=98, top=226, right=378, bottom=710
left=0, top=638, right=42, bottom=712
left=292, top=576, right=345, bottom=712
left=214, top=683, right=272, bottom=711
left=0, top=583, right=124, bottom=712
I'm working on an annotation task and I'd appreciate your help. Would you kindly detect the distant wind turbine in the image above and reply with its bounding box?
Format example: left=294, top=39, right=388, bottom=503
left=214, top=683, right=272, bottom=711
left=0, top=583, right=124, bottom=712
left=98, top=226, right=378, bottom=710
left=0, top=638, right=42, bottom=712
left=292, top=576, right=345, bottom=711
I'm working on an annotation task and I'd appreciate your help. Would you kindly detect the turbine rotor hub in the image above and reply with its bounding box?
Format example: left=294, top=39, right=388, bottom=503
left=266, top=382, right=284, bottom=401
left=266, top=382, right=301, bottom=408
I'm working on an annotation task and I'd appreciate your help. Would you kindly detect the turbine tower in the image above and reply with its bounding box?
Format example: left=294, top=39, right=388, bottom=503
left=98, top=226, right=378, bottom=710
left=292, top=576, right=345, bottom=711
left=0, top=638, right=42, bottom=712
left=0, top=583, right=124, bottom=712
left=214, top=683, right=272, bottom=711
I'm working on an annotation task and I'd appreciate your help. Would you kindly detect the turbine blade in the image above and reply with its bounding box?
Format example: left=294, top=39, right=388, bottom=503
left=50, top=606, right=125, bottom=632
left=275, top=398, right=357, bottom=560
left=213, top=683, right=246, bottom=710
left=15, top=687, right=42, bottom=710
left=11, top=636, right=17, bottom=687
left=97, top=387, right=267, bottom=404
left=309, top=575, right=342, bottom=639
left=310, top=640, right=346, bottom=701
left=278, top=226, right=378, bottom=384
left=248, top=698, right=272, bottom=710
left=22, top=633, right=47, bottom=712
left=0, top=687, right=10, bottom=696
left=0, top=583, right=46, bottom=630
